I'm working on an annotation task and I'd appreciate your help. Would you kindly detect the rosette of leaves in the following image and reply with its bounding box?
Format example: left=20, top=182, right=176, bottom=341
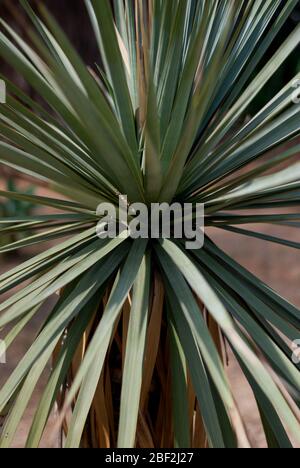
left=0, top=0, right=299, bottom=449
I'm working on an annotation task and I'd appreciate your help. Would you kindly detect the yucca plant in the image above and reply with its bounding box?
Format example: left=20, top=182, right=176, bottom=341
left=0, top=0, right=300, bottom=449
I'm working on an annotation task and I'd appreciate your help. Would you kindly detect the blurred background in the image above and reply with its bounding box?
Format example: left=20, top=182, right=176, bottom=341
left=0, top=0, right=299, bottom=448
